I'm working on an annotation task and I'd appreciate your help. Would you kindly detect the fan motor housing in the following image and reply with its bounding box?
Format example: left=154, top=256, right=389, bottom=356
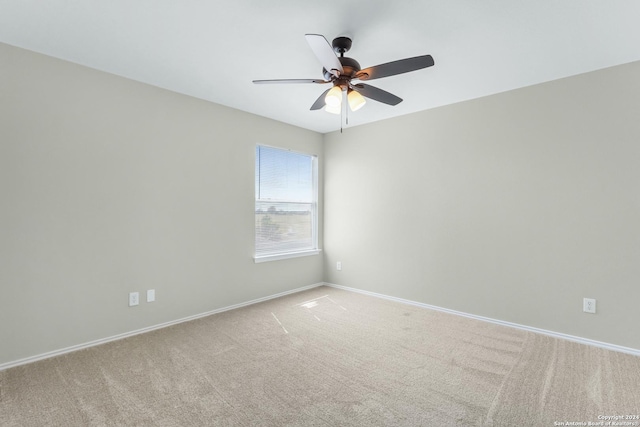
left=323, top=57, right=361, bottom=80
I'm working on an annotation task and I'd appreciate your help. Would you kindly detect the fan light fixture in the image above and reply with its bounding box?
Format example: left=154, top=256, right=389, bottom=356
left=347, top=89, right=366, bottom=111
left=323, top=86, right=367, bottom=113
left=324, top=86, right=342, bottom=107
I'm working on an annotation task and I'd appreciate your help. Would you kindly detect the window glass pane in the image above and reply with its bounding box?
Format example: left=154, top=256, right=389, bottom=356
left=256, top=146, right=312, bottom=202
left=255, top=202, right=313, bottom=256
left=255, top=146, right=316, bottom=258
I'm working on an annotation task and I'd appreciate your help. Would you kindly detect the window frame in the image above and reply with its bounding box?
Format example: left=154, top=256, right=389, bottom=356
left=254, top=144, right=320, bottom=263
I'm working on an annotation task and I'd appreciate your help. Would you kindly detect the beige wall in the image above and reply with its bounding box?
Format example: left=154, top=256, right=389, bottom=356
left=2, top=40, right=639, bottom=366
left=0, top=43, right=324, bottom=365
left=324, top=61, right=640, bottom=350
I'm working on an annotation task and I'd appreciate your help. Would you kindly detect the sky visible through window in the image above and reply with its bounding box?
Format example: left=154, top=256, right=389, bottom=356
left=255, top=146, right=313, bottom=207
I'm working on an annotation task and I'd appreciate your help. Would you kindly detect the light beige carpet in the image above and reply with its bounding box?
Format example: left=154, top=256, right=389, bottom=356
left=1, top=286, right=639, bottom=426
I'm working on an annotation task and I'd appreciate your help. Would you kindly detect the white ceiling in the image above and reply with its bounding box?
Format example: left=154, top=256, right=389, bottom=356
left=2, top=1, right=640, bottom=134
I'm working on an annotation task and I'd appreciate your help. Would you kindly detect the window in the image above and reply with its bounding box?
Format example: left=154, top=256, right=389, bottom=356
left=255, top=145, right=319, bottom=262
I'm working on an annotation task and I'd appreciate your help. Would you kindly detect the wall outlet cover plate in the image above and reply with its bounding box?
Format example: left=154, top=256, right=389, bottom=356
left=129, top=292, right=139, bottom=307
left=583, top=298, right=596, bottom=314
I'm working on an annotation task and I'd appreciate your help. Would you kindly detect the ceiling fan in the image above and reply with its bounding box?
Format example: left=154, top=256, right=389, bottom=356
left=253, top=34, right=435, bottom=114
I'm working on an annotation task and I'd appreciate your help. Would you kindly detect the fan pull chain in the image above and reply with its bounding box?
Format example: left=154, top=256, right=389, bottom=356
left=346, top=100, right=349, bottom=126
left=340, top=90, right=344, bottom=133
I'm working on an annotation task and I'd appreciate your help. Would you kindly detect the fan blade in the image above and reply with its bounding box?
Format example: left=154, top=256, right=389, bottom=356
left=353, top=84, right=402, bottom=105
left=253, top=79, right=330, bottom=84
left=356, top=55, right=434, bottom=81
left=305, top=34, right=344, bottom=77
left=310, top=88, right=332, bottom=110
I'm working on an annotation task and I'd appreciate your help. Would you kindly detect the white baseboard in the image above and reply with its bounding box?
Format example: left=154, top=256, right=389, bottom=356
left=324, top=282, right=640, bottom=357
left=4, top=281, right=636, bottom=372
left=0, top=282, right=324, bottom=372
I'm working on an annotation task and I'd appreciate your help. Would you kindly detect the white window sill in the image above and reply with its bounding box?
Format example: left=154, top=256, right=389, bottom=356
left=254, top=249, right=322, bottom=263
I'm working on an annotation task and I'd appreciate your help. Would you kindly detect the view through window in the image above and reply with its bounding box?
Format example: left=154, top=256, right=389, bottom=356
left=255, top=145, right=318, bottom=260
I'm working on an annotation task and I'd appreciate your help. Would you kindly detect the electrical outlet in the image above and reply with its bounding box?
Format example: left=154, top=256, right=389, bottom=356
left=129, top=292, right=139, bottom=307
left=583, top=298, right=596, bottom=314
left=336, top=261, right=342, bottom=271
left=147, top=289, right=155, bottom=303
